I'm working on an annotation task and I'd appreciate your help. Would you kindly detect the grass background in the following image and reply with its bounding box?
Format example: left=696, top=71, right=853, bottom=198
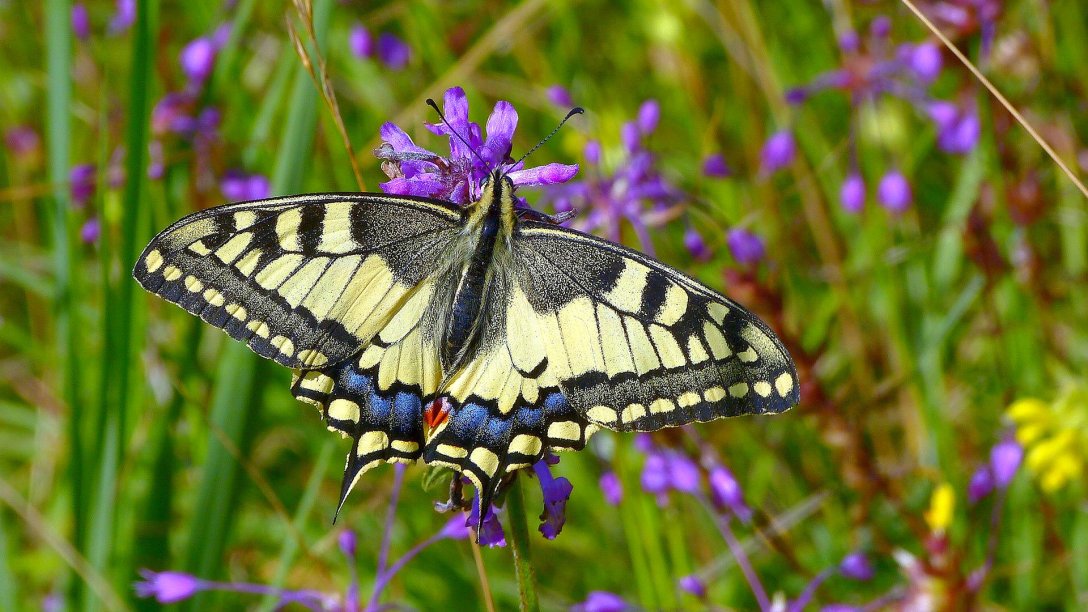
left=2, top=0, right=1087, bottom=609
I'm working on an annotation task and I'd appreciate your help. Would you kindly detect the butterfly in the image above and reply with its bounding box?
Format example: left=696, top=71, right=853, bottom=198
left=134, top=108, right=798, bottom=532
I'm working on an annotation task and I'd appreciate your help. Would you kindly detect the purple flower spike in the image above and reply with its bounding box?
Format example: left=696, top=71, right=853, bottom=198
left=679, top=575, right=707, bottom=599
left=667, top=453, right=701, bottom=494
left=839, top=552, right=874, bottom=581
left=840, top=173, right=865, bottom=213
left=702, top=153, right=731, bottom=178
left=338, top=529, right=357, bottom=558
left=637, top=100, right=660, bottom=134
left=726, top=228, right=765, bottom=265
left=533, top=459, right=574, bottom=539
left=760, top=130, right=795, bottom=174
left=439, top=514, right=471, bottom=540
left=990, top=438, right=1023, bottom=488
left=181, top=38, right=217, bottom=84
left=640, top=452, right=670, bottom=497
left=547, top=85, right=574, bottom=108
left=599, top=471, right=623, bottom=506
left=907, top=43, right=943, bottom=83
left=877, top=171, right=912, bottom=213
left=708, top=464, right=751, bottom=521
left=70, top=164, right=96, bottom=206
left=80, top=218, right=101, bottom=244
left=221, top=171, right=271, bottom=202
left=838, top=30, right=860, bottom=53
left=620, top=122, right=640, bottom=152
left=134, top=570, right=204, bottom=604
left=684, top=227, right=710, bottom=261
left=377, top=32, right=410, bottom=70
left=72, top=3, right=90, bottom=39
left=938, top=111, right=980, bottom=154
left=584, top=140, right=601, bottom=165
left=572, top=591, right=628, bottom=612
left=467, top=494, right=506, bottom=547
left=109, top=0, right=136, bottom=34
left=349, top=23, right=374, bottom=58
left=870, top=16, right=892, bottom=38
left=968, top=466, right=994, bottom=503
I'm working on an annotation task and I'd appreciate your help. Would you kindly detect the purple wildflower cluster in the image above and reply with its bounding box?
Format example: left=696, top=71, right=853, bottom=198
left=785, top=15, right=981, bottom=214
left=71, top=1, right=136, bottom=40
left=376, top=86, right=578, bottom=205
left=349, top=24, right=411, bottom=70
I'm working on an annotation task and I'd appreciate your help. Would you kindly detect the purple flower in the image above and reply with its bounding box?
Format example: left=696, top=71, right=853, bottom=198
left=838, top=30, right=860, bottom=53
left=583, top=140, right=601, bottom=165
left=870, top=16, right=891, bottom=38
left=439, top=514, right=471, bottom=540
left=637, top=100, right=660, bottom=134
left=667, top=453, right=701, bottom=494
left=547, top=85, right=574, bottom=108
left=708, top=464, right=751, bottom=521
left=640, top=452, right=670, bottom=497
left=877, top=170, right=912, bottom=213
left=968, top=466, right=994, bottom=503
left=148, top=141, right=164, bottom=180
left=599, top=471, right=623, bottom=506
left=70, top=164, right=96, bottom=206
left=936, top=110, right=980, bottom=154
left=990, top=438, right=1023, bottom=488
left=534, top=459, right=574, bottom=539
left=152, top=92, right=195, bottom=135
left=338, top=529, right=357, bottom=558
left=466, top=494, right=506, bottom=547
left=840, top=173, right=865, bottom=213
left=760, top=131, right=795, bottom=174
left=726, top=228, right=765, bottom=265
left=620, top=122, right=640, bottom=152
left=572, top=591, right=628, bottom=612
left=678, top=575, right=707, bottom=598
left=702, top=153, right=732, bottom=178
left=349, top=23, right=374, bottom=58
left=839, top=552, right=874, bottom=581
left=5, top=126, right=40, bottom=158
left=80, top=217, right=101, bottom=244
left=906, top=42, right=943, bottom=82
left=181, top=37, right=217, bottom=83
left=134, top=570, right=204, bottom=604
left=109, top=0, right=136, bottom=34
left=684, top=227, right=710, bottom=261
left=221, top=171, right=271, bottom=202
left=377, top=86, right=578, bottom=205
left=72, top=3, right=90, bottom=39
left=377, top=32, right=410, bottom=70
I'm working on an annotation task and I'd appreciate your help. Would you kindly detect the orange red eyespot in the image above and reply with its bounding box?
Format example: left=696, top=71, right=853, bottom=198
left=424, top=397, right=451, bottom=430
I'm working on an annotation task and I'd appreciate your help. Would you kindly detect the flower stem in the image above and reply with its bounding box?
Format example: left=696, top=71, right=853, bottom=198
left=506, top=476, right=540, bottom=612
left=713, top=513, right=770, bottom=611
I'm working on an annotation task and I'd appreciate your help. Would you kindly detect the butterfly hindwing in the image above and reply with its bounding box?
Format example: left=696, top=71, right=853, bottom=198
left=511, top=222, right=799, bottom=432
left=134, top=193, right=462, bottom=370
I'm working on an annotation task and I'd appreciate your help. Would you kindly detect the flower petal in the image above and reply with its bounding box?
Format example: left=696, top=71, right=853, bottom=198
left=506, top=163, right=579, bottom=187
left=483, top=100, right=518, bottom=163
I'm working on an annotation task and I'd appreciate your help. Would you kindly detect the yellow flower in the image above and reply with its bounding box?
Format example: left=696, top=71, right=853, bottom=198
left=1007, top=385, right=1088, bottom=493
left=925, top=482, right=955, bottom=533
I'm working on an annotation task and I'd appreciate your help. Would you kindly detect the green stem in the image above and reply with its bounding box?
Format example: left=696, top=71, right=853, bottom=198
left=506, top=476, right=540, bottom=612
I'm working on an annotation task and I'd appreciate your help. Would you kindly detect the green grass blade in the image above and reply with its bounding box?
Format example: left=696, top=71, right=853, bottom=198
left=182, top=2, right=333, bottom=608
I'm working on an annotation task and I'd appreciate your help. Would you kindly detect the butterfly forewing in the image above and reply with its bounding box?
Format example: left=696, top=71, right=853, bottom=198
left=134, top=193, right=462, bottom=370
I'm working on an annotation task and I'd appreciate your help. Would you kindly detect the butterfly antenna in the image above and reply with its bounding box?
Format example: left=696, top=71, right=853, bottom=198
left=426, top=98, right=490, bottom=170
left=514, top=106, right=584, bottom=168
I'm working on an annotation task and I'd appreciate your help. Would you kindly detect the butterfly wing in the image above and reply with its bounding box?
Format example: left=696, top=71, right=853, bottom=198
left=134, top=193, right=462, bottom=370
left=510, top=222, right=799, bottom=432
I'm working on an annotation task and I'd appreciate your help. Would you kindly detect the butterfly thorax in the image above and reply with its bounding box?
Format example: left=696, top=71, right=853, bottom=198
left=439, top=172, right=517, bottom=372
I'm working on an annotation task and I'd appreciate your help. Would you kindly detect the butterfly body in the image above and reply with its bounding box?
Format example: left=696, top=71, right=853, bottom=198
left=135, top=170, right=798, bottom=524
